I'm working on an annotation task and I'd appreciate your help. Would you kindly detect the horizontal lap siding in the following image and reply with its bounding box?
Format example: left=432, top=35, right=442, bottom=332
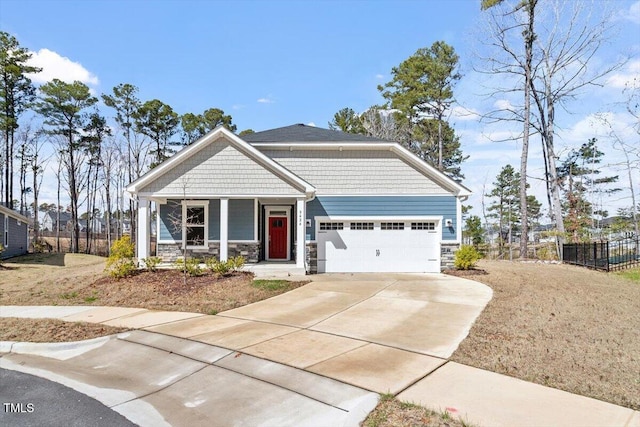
left=229, top=199, right=255, bottom=240
left=261, top=149, right=449, bottom=195
left=306, top=196, right=457, bottom=240
left=208, top=200, right=221, bottom=240
left=1, top=213, right=28, bottom=258
left=141, top=140, right=302, bottom=196
left=159, top=200, right=182, bottom=241
left=158, top=199, right=253, bottom=242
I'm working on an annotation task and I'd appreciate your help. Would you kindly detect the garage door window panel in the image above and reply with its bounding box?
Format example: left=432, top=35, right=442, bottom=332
left=381, top=222, right=405, bottom=230
left=319, top=222, right=344, bottom=231
left=411, top=222, right=436, bottom=230
left=350, top=222, right=374, bottom=230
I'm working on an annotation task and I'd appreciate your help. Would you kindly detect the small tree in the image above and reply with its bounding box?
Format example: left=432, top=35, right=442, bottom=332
left=105, top=235, right=136, bottom=278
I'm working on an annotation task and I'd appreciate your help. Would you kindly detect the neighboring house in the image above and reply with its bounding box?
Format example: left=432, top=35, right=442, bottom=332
left=0, top=204, right=29, bottom=259
left=126, top=124, right=471, bottom=273
left=40, top=211, right=72, bottom=232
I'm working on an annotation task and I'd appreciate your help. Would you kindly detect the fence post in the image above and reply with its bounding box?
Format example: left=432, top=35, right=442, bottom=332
left=605, top=240, right=610, bottom=272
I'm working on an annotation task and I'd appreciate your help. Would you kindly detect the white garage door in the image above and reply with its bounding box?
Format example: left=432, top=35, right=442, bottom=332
left=316, top=219, right=441, bottom=273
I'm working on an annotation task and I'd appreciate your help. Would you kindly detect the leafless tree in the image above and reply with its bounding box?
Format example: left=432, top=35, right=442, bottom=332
left=478, top=0, right=623, bottom=258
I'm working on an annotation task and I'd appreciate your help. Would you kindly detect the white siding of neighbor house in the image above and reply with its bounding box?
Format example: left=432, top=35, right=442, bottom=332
left=140, top=140, right=304, bottom=196
left=260, top=149, right=450, bottom=195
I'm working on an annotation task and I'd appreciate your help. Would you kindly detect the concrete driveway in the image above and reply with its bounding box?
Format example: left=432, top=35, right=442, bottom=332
left=1, top=273, right=493, bottom=426
left=148, top=273, right=493, bottom=394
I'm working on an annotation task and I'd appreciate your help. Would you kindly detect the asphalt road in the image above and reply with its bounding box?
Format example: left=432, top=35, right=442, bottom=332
left=0, top=368, right=137, bottom=427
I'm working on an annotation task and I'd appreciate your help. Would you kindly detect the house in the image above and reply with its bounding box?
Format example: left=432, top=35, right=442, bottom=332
left=0, top=204, right=29, bottom=259
left=126, top=124, right=471, bottom=273
left=40, top=211, right=72, bottom=232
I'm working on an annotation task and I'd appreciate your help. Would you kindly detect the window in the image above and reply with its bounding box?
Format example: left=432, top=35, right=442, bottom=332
left=350, top=222, right=374, bottom=230
left=319, top=222, right=344, bottom=231
left=411, top=222, right=436, bottom=230
left=381, top=222, right=405, bottom=230
left=183, top=203, right=207, bottom=247
left=3, top=215, right=8, bottom=247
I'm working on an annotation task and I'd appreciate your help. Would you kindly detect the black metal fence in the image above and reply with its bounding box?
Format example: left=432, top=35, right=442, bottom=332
left=563, top=236, right=640, bottom=272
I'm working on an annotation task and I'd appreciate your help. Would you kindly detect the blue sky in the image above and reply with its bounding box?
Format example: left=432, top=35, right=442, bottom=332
left=1, top=0, right=639, bottom=219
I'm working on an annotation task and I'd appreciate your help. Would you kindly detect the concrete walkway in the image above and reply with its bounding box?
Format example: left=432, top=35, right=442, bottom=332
left=1, top=273, right=639, bottom=427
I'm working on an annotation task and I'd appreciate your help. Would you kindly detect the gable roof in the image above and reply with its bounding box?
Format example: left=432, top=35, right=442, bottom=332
left=242, top=124, right=389, bottom=144
left=126, top=127, right=315, bottom=196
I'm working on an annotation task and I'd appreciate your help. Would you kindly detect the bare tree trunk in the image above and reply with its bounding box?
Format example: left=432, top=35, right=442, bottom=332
left=56, top=161, right=61, bottom=253
left=519, top=0, right=536, bottom=260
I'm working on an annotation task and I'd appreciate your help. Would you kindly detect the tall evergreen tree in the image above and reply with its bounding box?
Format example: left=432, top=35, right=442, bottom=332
left=379, top=41, right=461, bottom=172
left=487, top=164, right=520, bottom=256
left=134, top=99, right=179, bottom=167
left=35, top=79, right=97, bottom=253
left=328, top=107, right=366, bottom=134
left=0, top=31, right=41, bottom=206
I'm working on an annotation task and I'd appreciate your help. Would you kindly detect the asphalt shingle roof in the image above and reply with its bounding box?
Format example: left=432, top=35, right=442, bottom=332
left=241, top=124, right=391, bottom=143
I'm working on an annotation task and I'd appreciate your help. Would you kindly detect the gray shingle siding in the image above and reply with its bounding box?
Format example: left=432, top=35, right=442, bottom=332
left=1, top=212, right=28, bottom=259
left=140, top=140, right=303, bottom=196
left=261, top=149, right=449, bottom=195
left=306, top=196, right=457, bottom=241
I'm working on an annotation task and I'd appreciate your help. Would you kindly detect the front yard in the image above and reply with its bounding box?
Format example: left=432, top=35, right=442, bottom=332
left=1, top=253, right=638, bottom=426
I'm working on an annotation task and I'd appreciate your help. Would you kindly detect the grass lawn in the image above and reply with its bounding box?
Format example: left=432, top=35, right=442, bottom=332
left=2, top=253, right=638, bottom=426
left=451, top=260, right=640, bottom=411
left=0, top=253, right=308, bottom=315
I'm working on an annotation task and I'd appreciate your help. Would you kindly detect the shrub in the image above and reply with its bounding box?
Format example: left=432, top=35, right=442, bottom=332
left=143, top=256, right=162, bottom=272
left=205, top=257, right=233, bottom=276
left=229, top=255, right=246, bottom=272
left=454, top=245, right=481, bottom=270
left=105, top=236, right=137, bottom=278
left=537, top=245, right=558, bottom=261
left=175, top=257, right=203, bottom=276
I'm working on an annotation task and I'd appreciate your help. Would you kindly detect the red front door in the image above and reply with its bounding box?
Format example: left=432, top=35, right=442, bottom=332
left=269, top=217, right=288, bottom=259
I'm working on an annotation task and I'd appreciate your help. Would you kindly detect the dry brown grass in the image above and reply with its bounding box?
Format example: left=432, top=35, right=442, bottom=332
left=363, top=395, right=472, bottom=427
left=0, top=253, right=307, bottom=315
left=0, top=318, right=129, bottom=342
left=450, top=260, right=640, bottom=410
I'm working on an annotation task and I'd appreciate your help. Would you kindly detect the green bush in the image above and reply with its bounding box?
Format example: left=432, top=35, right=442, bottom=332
left=229, top=255, right=246, bottom=271
left=105, top=236, right=137, bottom=278
left=175, top=257, right=203, bottom=276
left=205, top=257, right=233, bottom=276
left=454, top=245, right=481, bottom=270
left=537, top=245, right=558, bottom=261
left=143, top=256, right=162, bottom=272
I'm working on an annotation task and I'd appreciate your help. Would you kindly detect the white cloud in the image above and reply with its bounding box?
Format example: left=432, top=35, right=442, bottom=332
left=232, top=104, right=244, bottom=110
left=306, top=122, right=316, bottom=127
left=605, top=59, right=640, bottom=89
left=451, top=105, right=481, bottom=121
left=257, top=97, right=274, bottom=104
left=375, top=74, right=384, bottom=79
left=26, top=48, right=99, bottom=86
left=493, top=99, right=515, bottom=111
left=619, top=1, right=640, bottom=24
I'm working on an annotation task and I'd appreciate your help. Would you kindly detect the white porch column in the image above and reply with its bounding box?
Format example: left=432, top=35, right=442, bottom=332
left=296, top=197, right=306, bottom=269
left=220, top=198, right=229, bottom=261
left=137, top=197, right=150, bottom=264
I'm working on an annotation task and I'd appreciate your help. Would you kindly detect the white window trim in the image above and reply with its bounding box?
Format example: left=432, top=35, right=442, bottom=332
left=3, top=215, right=8, bottom=247
left=181, top=200, right=210, bottom=249
left=265, top=205, right=291, bottom=261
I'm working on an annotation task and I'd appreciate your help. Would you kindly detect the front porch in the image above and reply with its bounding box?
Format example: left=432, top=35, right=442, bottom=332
left=136, top=196, right=308, bottom=271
